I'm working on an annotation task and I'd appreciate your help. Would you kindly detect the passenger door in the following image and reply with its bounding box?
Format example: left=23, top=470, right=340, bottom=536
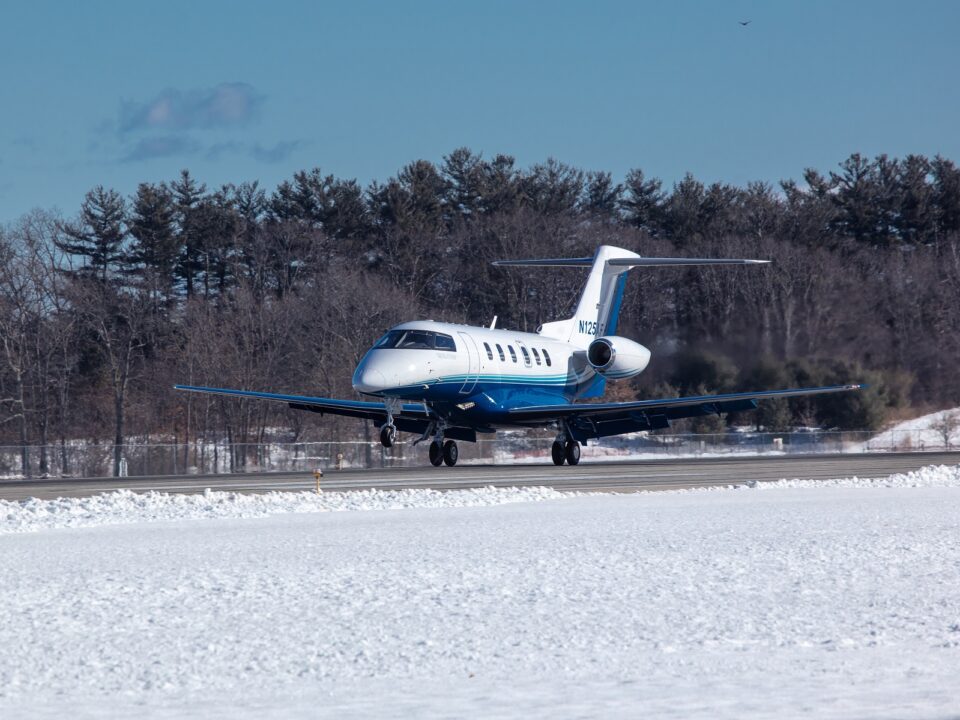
left=458, top=332, right=480, bottom=394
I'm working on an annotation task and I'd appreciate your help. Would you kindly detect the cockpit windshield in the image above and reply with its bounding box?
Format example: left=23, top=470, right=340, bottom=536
left=373, top=329, right=456, bottom=351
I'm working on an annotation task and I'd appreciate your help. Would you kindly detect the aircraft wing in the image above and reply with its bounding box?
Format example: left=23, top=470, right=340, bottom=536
left=507, top=384, right=865, bottom=438
left=173, top=385, right=431, bottom=422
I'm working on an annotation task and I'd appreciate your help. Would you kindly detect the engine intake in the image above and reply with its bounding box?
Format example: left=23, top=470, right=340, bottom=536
left=586, top=336, right=651, bottom=380
left=587, top=338, right=614, bottom=368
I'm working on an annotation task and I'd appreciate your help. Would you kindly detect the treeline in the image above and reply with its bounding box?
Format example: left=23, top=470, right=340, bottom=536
left=2, top=149, right=960, bottom=475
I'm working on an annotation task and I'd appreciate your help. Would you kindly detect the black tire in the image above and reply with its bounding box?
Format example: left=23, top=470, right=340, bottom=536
left=565, top=440, right=581, bottom=466
left=429, top=441, right=443, bottom=466
left=442, top=440, right=458, bottom=467
left=551, top=441, right=566, bottom=466
left=380, top=425, right=396, bottom=448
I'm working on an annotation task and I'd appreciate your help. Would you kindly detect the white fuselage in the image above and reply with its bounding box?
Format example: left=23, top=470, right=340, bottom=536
left=352, top=320, right=650, bottom=418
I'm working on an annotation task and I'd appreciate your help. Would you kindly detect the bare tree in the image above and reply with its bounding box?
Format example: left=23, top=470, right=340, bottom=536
left=0, top=234, right=33, bottom=476
left=932, top=410, right=959, bottom=450
left=73, top=282, right=150, bottom=476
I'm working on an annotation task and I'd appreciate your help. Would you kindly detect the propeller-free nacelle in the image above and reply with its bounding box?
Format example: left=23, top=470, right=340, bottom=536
left=586, top=336, right=651, bottom=380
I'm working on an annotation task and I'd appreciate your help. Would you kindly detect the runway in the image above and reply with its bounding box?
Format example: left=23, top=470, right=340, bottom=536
left=1, top=451, right=958, bottom=501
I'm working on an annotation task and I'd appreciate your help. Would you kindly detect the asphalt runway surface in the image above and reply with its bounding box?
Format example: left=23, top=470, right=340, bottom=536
left=1, top=451, right=958, bottom=502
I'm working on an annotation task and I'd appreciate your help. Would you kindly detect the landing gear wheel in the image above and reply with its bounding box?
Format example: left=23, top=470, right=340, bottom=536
left=442, top=440, right=458, bottom=467
left=429, top=440, right=444, bottom=467
left=551, top=441, right=566, bottom=466
left=380, top=425, right=396, bottom=448
left=564, top=440, right=581, bottom=466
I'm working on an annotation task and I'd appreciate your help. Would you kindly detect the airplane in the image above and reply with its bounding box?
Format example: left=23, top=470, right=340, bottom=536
left=175, top=245, right=863, bottom=467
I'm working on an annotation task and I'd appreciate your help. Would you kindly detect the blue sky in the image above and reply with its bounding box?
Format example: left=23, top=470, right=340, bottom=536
left=1, top=0, right=958, bottom=221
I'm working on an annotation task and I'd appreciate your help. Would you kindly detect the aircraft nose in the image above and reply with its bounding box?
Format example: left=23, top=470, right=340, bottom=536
left=352, top=366, right=387, bottom=394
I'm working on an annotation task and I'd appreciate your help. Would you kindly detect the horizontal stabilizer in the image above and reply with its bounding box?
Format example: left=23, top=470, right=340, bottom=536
left=492, top=257, right=593, bottom=267
left=492, top=256, right=770, bottom=268
left=606, top=257, right=770, bottom=267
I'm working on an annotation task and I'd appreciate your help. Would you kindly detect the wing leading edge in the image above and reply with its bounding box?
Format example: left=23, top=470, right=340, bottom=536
left=507, top=384, right=865, bottom=442
left=173, top=385, right=489, bottom=441
left=172, top=385, right=430, bottom=422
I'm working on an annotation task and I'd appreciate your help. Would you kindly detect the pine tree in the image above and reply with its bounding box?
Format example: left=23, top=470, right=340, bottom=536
left=55, top=186, right=128, bottom=284
left=128, top=183, right=178, bottom=299
left=931, top=155, right=960, bottom=237
left=662, top=173, right=706, bottom=243
left=442, top=147, right=485, bottom=220
left=171, top=170, right=207, bottom=297
left=519, top=158, right=583, bottom=215
left=896, top=155, right=936, bottom=244
left=620, top=168, right=665, bottom=235
left=580, top=171, right=622, bottom=221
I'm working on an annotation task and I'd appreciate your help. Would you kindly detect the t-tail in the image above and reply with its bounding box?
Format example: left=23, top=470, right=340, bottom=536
left=493, top=244, right=770, bottom=350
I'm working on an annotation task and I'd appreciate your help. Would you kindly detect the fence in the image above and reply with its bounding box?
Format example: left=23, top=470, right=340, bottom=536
left=0, top=429, right=957, bottom=480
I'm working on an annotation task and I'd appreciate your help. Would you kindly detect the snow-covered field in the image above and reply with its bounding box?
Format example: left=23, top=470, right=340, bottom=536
left=2, top=470, right=959, bottom=719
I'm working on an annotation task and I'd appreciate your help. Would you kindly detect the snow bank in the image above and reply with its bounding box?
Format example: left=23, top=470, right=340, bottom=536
left=754, top=463, right=960, bottom=489
left=861, top=407, right=960, bottom=451
left=696, top=463, right=960, bottom=492
left=0, top=486, right=570, bottom=535
left=5, top=464, right=960, bottom=535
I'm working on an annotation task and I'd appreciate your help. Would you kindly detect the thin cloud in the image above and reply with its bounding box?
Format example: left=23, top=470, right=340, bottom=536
left=118, top=83, right=264, bottom=135
left=204, top=139, right=305, bottom=164
left=205, top=141, right=245, bottom=161
left=249, top=140, right=303, bottom=164
left=120, top=135, right=201, bottom=163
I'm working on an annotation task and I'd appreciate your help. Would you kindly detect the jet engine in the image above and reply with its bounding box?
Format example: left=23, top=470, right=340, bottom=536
left=586, top=336, right=651, bottom=380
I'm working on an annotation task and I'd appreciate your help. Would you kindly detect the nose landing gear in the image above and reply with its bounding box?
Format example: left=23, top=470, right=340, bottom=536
left=379, top=398, right=404, bottom=448
left=379, top=424, right=397, bottom=448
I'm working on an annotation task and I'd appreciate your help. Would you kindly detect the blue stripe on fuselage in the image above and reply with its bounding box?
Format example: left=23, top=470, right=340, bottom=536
left=369, top=376, right=590, bottom=424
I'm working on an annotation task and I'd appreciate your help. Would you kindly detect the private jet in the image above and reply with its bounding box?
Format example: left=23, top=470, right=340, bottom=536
left=175, top=245, right=862, bottom=466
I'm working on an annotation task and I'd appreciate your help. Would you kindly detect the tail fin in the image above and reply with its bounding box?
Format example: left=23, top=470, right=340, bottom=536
left=493, top=245, right=769, bottom=349
left=534, top=246, right=639, bottom=349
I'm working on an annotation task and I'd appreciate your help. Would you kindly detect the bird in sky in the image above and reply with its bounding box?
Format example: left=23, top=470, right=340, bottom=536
left=739, top=20, right=751, bottom=26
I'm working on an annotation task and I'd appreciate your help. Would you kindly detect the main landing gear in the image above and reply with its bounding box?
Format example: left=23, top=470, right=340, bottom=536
left=551, top=439, right=581, bottom=466
left=428, top=439, right=458, bottom=467
left=381, top=402, right=459, bottom=467
left=415, top=417, right=458, bottom=467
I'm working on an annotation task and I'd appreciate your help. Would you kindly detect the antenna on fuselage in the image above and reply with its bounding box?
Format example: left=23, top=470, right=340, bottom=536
left=489, top=315, right=498, bottom=329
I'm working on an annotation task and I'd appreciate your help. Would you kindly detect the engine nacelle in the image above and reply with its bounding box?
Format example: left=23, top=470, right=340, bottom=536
left=587, top=336, right=651, bottom=380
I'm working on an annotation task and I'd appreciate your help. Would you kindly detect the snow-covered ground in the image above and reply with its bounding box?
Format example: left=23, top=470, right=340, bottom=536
left=863, top=407, right=960, bottom=451
left=2, top=470, right=959, bottom=718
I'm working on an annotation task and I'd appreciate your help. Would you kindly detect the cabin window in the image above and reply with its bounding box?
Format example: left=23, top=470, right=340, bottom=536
left=532, top=348, right=542, bottom=366
left=542, top=349, right=552, bottom=367
left=483, top=342, right=493, bottom=361
left=496, top=343, right=505, bottom=361
left=508, top=345, right=517, bottom=363
left=520, top=346, right=531, bottom=366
